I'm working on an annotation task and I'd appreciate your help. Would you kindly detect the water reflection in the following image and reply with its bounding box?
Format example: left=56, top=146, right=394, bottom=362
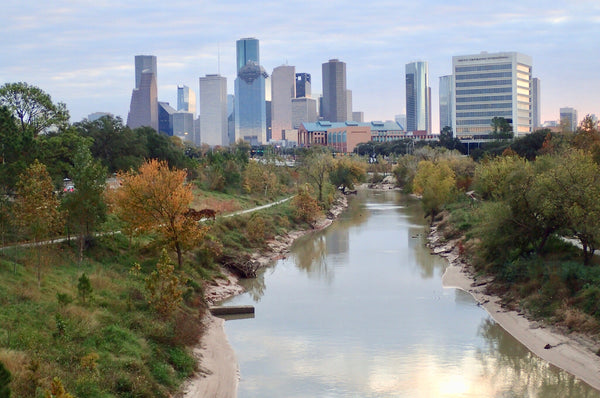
left=224, top=190, right=600, bottom=397
left=476, top=318, right=598, bottom=397
left=292, top=234, right=331, bottom=282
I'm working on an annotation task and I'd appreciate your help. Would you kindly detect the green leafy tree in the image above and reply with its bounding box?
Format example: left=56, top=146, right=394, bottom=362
left=412, top=160, right=456, bottom=224
left=540, top=150, right=600, bottom=264
left=75, top=115, right=147, bottom=173
left=438, top=126, right=465, bottom=152
left=0, top=106, right=27, bottom=192
left=13, top=160, right=63, bottom=283
left=242, top=160, right=279, bottom=196
left=61, top=144, right=107, bottom=262
left=77, top=273, right=93, bottom=304
left=490, top=117, right=513, bottom=139
left=300, top=148, right=334, bottom=204
left=0, top=82, right=69, bottom=137
left=0, top=361, right=11, bottom=398
left=36, top=127, right=94, bottom=187
left=145, top=249, right=185, bottom=318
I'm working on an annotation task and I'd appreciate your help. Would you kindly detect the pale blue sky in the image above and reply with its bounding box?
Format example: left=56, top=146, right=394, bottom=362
left=2, top=0, right=599, bottom=132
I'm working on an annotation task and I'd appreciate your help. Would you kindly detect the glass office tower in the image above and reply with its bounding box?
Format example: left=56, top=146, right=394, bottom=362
left=405, top=61, right=431, bottom=133
left=234, top=38, right=267, bottom=144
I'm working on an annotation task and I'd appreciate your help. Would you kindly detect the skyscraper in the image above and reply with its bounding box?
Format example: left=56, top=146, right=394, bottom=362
left=199, top=74, right=228, bottom=146
left=322, top=59, right=348, bottom=122
left=271, top=65, right=296, bottom=141
left=234, top=38, right=268, bottom=145
left=177, top=85, right=197, bottom=115
left=532, top=78, right=541, bottom=129
left=135, top=55, right=157, bottom=89
left=172, top=111, right=195, bottom=143
left=405, top=61, right=430, bottom=133
left=560, top=107, right=578, bottom=132
left=439, top=75, right=454, bottom=131
left=127, top=55, right=158, bottom=132
left=158, top=101, right=176, bottom=136
left=452, top=52, right=532, bottom=138
left=296, top=73, right=311, bottom=98
left=292, top=97, right=317, bottom=129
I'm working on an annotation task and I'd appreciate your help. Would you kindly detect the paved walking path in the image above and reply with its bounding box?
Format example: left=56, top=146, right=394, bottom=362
left=0, top=196, right=295, bottom=251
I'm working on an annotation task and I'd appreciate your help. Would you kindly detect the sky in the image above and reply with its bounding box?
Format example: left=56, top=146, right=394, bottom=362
left=2, top=0, right=599, bottom=134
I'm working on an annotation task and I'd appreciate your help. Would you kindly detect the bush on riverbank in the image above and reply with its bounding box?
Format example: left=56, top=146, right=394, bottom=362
left=439, top=197, right=600, bottom=337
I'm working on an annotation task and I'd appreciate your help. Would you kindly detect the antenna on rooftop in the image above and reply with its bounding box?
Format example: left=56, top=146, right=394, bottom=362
left=218, top=43, right=221, bottom=75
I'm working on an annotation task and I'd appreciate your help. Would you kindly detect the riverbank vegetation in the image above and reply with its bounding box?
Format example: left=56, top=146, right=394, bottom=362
left=0, top=82, right=367, bottom=397
left=396, top=115, right=600, bottom=340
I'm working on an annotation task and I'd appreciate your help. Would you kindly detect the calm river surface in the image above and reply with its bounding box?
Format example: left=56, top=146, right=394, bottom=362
left=223, top=190, right=600, bottom=397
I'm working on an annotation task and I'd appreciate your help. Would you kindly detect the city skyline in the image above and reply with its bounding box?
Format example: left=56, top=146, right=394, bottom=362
left=2, top=0, right=599, bottom=133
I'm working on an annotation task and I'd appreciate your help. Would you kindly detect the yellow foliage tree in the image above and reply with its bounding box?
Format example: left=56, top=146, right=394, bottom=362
left=113, top=159, right=208, bottom=267
left=413, top=160, right=456, bottom=224
left=291, top=184, right=322, bottom=228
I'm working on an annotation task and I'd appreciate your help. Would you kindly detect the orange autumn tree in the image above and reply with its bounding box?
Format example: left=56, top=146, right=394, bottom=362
left=113, top=159, right=208, bottom=267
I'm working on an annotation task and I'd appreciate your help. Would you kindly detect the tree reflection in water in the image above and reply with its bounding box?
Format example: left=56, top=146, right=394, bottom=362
left=477, top=318, right=600, bottom=397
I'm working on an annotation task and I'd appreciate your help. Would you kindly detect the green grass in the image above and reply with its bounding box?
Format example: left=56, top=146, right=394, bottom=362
left=0, top=188, right=312, bottom=397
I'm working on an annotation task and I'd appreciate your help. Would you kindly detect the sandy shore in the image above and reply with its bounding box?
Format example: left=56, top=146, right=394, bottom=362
left=429, top=225, right=600, bottom=391
left=179, top=195, right=348, bottom=397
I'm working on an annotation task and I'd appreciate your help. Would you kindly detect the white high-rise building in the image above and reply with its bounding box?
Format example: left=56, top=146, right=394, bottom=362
left=452, top=51, right=532, bottom=138
left=271, top=65, right=296, bottom=141
left=199, top=74, right=228, bottom=146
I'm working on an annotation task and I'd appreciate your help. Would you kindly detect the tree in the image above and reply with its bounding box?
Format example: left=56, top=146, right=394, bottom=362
left=0, top=82, right=69, bottom=137
left=75, top=115, right=147, bottom=173
left=412, top=160, right=456, bottom=224
left=242, top=160, right=279, bottom=196
left=61, top=144, right=107, bottom=262
left=291, top=184, right=322, bottom=227
left=113, top=159, right=208, bottom=267
left=330, top=156, right=366, bottom=193
left=13, top=160, right=62, bottom=283
left=300, top=148, right=334, bottom=204
left=490, top=117, right=513, bottom=139
left=145, top=249, right=185, bottom=318
left=572, top=115, right=600, bottom=163
left=541, top=150, right=600, bottom=264
left=438, top=126, right=466, bottom=153
left=77, top=273, right=93, bottom=304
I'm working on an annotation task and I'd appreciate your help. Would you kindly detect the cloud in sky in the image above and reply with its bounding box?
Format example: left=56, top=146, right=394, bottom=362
left=1, top=0, right=598, bottom=130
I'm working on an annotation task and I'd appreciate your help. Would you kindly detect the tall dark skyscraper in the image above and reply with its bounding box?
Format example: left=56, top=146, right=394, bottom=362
left=234, top=38, right=267, bottom=144
left=296, top=73, right=311, bottom=98
left=322, top=59, right=348, bottom=122
left=405, top=61, right=431, bottom=133
left=127, top=55, right=158, bottom=131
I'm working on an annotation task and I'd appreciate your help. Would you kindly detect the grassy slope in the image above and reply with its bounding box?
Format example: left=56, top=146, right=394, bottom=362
left=0, top=191, right=308, bottom=397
